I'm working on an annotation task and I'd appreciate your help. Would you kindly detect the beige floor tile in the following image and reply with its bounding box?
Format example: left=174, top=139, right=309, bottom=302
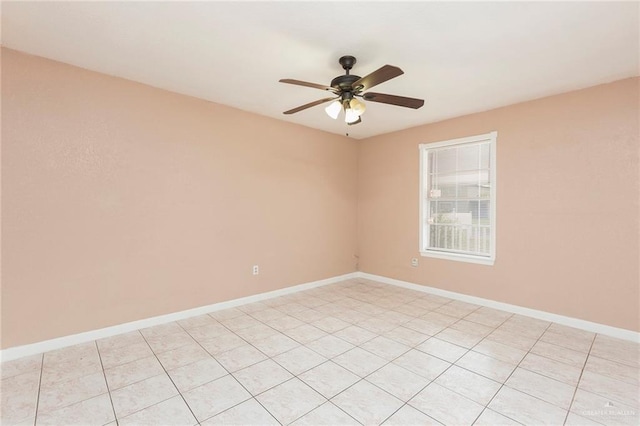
left=167, top=357, right=227, bottom=393
left=590, top=335, right=640, bottom=368
left=233, top=323, right=279, bottom=343
left=214, top=344, right=267, bottom=372
left=485, top=328, right=538, bottom=352
left=358, top=317, right=397, bottom=334
left=570, top=388, right=639, bottom=426
left=360, top=336, right=410, bottom=361
left=333, top=325, right=378, bottom=345
left=585, top=355, right=640, bottom=386
left=291, top=401, right=360, bottom=425
left=472, top=339, right=527, bottom=365
left=155, top=342, right=210, bottom=371
left=366, top=362, right=430, bottom=402
left=145, top=330, right=195, bottom=354
left=382, top=404, right=443, bottom=425
left=263, top=315, right=305, bottom=331
left=404, top=318, right=447, bottom=336
left=289, top=308, right=326, bottom=323
left=463, top=307, right=512, bottom=328
left=332, top=380, right=403, bottom=425
left=251, top=333, right=300, bottom=357
left=435, top=300, right=481, bottom=318
left=249, top=308, right=287, bottom=322
left=181, top=374, right=251, bottom=422
left=97, top=331, right=146, bottom=352
left=393, top=349, right=450, bottom=380
left=489, top=386, right=567, bottom=425
left=140, top=322, right=183, bottom=339
left=35, top=393, right=114, bottom=426
left=415, top=337, right=468, bottom=363
left=110, top=373, right=178, bottom=418
left=530, top=340, right=588, bottom=368
left=274, top=302, right=307, bottom=315
left=256, top=378, right=326, bottom=424
left=455, top=350, right=515, bottom=383
left=383, top=326, right=430, bottom=346
left=43, top=342, right=98, bottom=366
left=282, top=324, right=328, bottom=344
left=198, top=332, right=246, bottom=355
left=540, top=329, right=594, bottom=353
left=305, top=335, right=355, bottom=358
left=435, top=327, right=485, bottom=348
left=564, top=411, right=606, bottom=426
left=272, top=346, right=327, bottom=375
left=177, top=314, right=218, bottom=330
left=38, top=371, right=108, bottom=413
left=118, top=395, right=197, bottom=426
left=186, top=323, right=230, bottom=341
left=473, top=408, right=522, bottom=425
left=506, top=367, right=576, bottom=409
left=1, top=355, right=43, bottom=380
left=237, top=301, right=269, bottom=314
left=1, top=371, right=41, bottom=424
left=219, top=315, right=262, bottom=331
left=435, top=365, right=501, bottom=405
left=311, top=316, right=350, bottom=333
left=332, top=347, right=388, bottom=377
left=233, top=359, right=293, bottom=395
left=202, top=398, right=279, bottom=425
left=299, top=361, right=360, bottom=398
left=409, top=382, right=484, bottom=426
left=40, top=353, right=103, bottom=386
left=99, top=341, right=154, bottom=369
left=104, top=355, right=165, bottom=390
left=519, top=352, right=582, bottom=386
left=208, top=307, right=245, bottom=321
left=579, top=370, right=640, bottom=408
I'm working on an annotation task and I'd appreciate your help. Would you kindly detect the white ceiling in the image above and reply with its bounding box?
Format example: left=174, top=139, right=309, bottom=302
left=2, top=1, right=638, bottom=139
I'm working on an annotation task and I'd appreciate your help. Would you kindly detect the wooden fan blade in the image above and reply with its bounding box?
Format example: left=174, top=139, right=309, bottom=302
left=363, top=92, right=424, bottom=109
left=283, top=97, right=338, bottom=115
left=352, top=65, right=403, bottom=92
left=279, top=79, right=337, bottom=92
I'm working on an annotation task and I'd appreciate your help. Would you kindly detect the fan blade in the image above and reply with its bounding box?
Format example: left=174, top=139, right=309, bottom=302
left=279, top=79, right=337, bottom=92
left=363, top=92, right=424, bottom=109
left=352, top=65, right=403, bottom=92
left=283, top=97, right=338, bottom=115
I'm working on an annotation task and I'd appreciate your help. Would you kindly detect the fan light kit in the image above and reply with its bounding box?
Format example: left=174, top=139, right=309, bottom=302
left=280, top=55, right=424, bottom=126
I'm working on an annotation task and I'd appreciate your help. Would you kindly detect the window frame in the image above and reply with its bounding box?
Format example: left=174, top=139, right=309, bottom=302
left=419, top=131, right=497, bottom=266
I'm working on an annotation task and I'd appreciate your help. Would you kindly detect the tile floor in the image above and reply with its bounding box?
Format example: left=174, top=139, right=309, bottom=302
left=1, top=278, right=639, bottom=425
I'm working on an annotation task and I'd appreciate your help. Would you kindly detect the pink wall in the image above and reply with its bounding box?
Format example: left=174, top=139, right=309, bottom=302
left=358, top=78, right=639, bottom=332
left=1, top=48, right=358, bottom=348
left=2, top=47, right=638, bottom=349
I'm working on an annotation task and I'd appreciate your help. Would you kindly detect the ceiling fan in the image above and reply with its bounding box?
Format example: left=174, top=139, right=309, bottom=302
left=279, top=55, right=424, bottom=126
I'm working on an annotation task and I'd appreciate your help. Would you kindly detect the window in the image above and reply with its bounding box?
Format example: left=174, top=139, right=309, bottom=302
left=419, top=131, right=497, bottom=265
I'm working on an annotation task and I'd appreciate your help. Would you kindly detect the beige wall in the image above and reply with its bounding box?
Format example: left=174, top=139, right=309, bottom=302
left=1, top=48, right=358, bottom=348
left=2, top=47, right=638, bottom=350
left=358, top=77, right=639, bottom=332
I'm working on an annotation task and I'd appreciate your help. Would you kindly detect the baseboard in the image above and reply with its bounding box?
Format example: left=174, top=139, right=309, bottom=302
left=356, top=272, right=639, bottom=343
left=0, top=272, right=357, bottom=362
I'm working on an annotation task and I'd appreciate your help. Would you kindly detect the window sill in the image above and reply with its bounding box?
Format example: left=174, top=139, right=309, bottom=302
left=420, top=250, right=495, bottom=266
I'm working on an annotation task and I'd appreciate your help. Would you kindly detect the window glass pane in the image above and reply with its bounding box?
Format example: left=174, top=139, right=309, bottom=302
left=421, top=133, right=495, bottom=261
left=480, top=142, right=490, bottom=169
left=437, top=147, right=457, bottom=173
left=457, top=144, right=480, bottom=171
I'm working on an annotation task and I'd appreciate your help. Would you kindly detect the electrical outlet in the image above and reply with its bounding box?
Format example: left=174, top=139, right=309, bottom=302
left=411, top=258, right=419, bottom=267
left=252, top=265, right=259, bottom=275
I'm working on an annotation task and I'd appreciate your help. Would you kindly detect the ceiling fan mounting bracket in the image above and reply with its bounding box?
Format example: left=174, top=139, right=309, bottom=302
left=339, top=55, right=356, bottom=73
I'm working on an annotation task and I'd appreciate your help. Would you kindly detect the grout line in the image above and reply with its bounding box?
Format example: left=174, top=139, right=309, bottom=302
left=32, top=353, right=45, bottom=426
left=562, top=333, right=597, bottom=425
left=94, top=341, right=119, bottom=426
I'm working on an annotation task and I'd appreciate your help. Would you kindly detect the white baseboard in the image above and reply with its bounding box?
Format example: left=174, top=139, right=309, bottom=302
left=0, top=272, right=357, bottom=362
left=356, top=272, right=640, bottom=343
left=3, top=270, right=637, bottom=362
